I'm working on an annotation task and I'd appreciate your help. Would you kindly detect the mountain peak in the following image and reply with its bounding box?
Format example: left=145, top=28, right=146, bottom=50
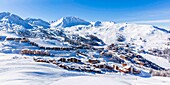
left=0, top=12, right=10, bottom=15
left=62, top=16, right=79, bottom=20
left=94, top=21, right=102, bottom=27
left=0, top=12, right=11, bottom=19
left=0, top=12, right=33, bottom=29
left=51, top=16, right=91, bottom=28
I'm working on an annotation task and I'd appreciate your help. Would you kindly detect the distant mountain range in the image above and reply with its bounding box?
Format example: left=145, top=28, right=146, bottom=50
left=0, top=12, right=169, bottom=50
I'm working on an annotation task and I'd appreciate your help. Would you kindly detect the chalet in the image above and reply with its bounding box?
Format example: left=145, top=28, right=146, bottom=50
left=97, top=63, right=106, bottom=69
left=33, top=57, right=48, bottom=63
left=120, top=55, right=127, bottom=60
left=20, top=50, right=50, bottom=56
left=58, top=58, right=67, bottom=62
left=88, top=59, right=100, bottom=64
left=133, top=58, right=144, bottom=66
left=6, top=38, right=15, bottom=41
left=113, top=65, right=119, bottom=71
left=121, top=65, right=141, bottom=74
left=105, top=65, right=114, bottom=70
left=30, top=42, right=39, bottom=46
left=67, top=57, right=81, bottom=63
left=20, top=38, right=29, bottom=43
left=49, top=59, right=56, bottom=63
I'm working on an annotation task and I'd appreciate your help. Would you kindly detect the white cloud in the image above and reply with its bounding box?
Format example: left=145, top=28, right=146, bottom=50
left=128, top=19, right=170, bottom=29
left=130, top=19, right=170, bottom=23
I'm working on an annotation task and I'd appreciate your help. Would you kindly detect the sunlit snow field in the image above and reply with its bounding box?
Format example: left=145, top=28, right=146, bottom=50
left=0, top=53, right=170, bottom=85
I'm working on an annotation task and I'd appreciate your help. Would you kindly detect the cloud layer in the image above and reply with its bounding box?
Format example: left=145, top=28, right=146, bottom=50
left=130, top=19, right=170, bottom=23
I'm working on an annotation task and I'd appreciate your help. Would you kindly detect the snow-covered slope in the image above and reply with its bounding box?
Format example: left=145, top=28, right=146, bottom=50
left=25, top=18, right=50, bottom=29
left=51, top=76, right=170, bottom=85
left=0, top=12, right=33, bottom=30
left=51, top=16, right=91, bottom=28
left=0, top=12, right=169, bottom=50
left=62, top=22, right=170, bottom=50
left=0, top=53, right=170, bottom=85
left=0, top=53, right=90, bottom=85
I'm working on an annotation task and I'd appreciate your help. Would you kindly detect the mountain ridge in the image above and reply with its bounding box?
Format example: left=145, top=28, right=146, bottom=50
left=50, top=16, right=91, bottom=28
left=0, top=12, right=33, bottom=29
left=0, top=12, right=169, bottom=50
left=0, top=12, right=170, bottom=32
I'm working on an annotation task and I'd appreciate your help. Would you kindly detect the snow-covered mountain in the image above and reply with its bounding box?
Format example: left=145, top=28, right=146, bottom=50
left=51, top=16, right=91, bottom=28
left=0, top=12, right=51, bottom=32
left=62, top=21, right=170, bottom=50
left=93, top=21, right=102, bottom=27
left=25, top=18, right=50, bottom=29
left=0, top=12, right=169, bottom=50
left=0, top=12, right=33, bottom=30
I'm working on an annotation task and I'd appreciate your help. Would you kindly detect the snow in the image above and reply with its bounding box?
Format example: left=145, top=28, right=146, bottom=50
left=0, top=53, right=170, bottom=85
left=0, top=53, right=89, bottom=85
left=0, top=12, right=32, bottom=29
left=0, top=12, right=170, bottom=85
left=0, top=31, right=20, bottom=38
left=140, top=53, right=170, bottom=69
left=1, top=12, right=169, bottom=50
left=51, top=76, right=170, bottom=85
left=51, top=76, right=129, bottom=85
left=51, top=16, right=91, bottom=28
left=62, top=22, right=170, bottom=50
left=25, top=18, right=50, bottom=29
left=29, top=38, right=69, bottom=47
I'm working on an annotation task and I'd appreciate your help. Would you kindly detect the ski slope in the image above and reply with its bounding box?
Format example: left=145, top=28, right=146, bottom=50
left=0, top=53, right=170, bottom=85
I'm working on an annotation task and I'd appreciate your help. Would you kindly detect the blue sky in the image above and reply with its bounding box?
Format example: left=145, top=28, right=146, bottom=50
left=0, top=0, right=170, bottom=28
